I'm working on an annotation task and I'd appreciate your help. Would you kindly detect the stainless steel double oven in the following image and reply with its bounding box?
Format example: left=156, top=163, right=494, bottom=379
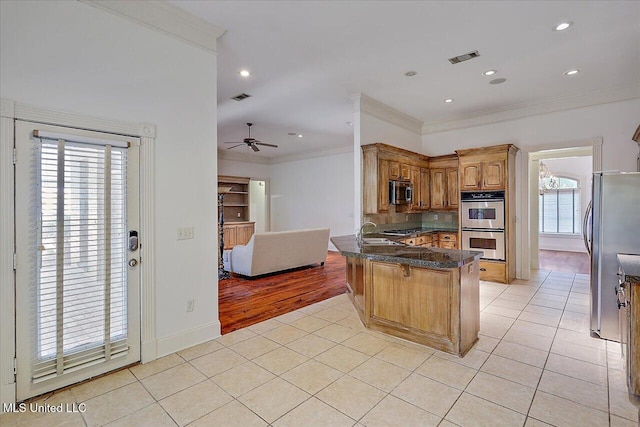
left=461, top=191, right=505, bottom=261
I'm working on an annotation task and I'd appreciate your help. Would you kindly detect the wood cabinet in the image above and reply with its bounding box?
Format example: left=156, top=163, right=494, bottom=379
left=456, top=144, right=519, bottom=283
left=222, top=222, right=255, bottom=249
left=459, top=159, right=505, bottom=191
left=344, top=258, right=480, bottom=356
left=429, top=155, right=459, bottom=211
left=438, top=232, right=458, bottom=249
left=419, top=168, right=430, bottom=210
left=362, top=144, right=429, bottom=214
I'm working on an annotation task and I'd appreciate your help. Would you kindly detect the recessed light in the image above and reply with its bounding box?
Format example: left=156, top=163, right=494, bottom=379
left=564, top=68, right=580, bottom=76
left=404, top=71, right=417, bottom=77
left=298, top=134, right=303, bottom=138
left=483, top=69, right=497, bottom=76
left=239, top=70, right=250, bottom=77
left=444, top=98, right=454, bottom=103
left=554, top=21, right=573, bottom=31
left=489, top=78, right=507, bottom=85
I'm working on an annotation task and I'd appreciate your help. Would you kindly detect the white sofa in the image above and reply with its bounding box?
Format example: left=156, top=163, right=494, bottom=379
left=223, top=228, right=330, bottom=277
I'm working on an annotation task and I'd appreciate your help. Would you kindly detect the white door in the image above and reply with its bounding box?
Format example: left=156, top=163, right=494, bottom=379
left=15, top=121, right=140, bottom=401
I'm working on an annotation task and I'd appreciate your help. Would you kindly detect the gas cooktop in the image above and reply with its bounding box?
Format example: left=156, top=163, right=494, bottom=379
left=381, top=228, right=424, bottom=236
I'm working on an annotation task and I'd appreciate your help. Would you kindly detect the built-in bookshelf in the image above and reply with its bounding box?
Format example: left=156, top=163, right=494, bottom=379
left=218, top=175, right=250, bottom=222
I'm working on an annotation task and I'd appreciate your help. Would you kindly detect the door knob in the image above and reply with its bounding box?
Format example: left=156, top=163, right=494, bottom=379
left=128, top=259, right=138, bottom=267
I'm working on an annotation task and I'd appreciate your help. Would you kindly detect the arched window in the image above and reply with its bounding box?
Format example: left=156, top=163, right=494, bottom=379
left=539, top=176, right=581, bottom=234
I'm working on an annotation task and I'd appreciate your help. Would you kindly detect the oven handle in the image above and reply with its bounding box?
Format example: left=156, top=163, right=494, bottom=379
left=582, top=201, right=592, bottom=256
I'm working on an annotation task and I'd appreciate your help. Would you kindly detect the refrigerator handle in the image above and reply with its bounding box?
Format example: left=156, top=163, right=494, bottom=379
left=583, top=201, right=592, bottom=256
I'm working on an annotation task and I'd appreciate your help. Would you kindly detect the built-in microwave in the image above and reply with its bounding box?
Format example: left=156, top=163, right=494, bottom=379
left=389, top=180, right=413, bottom=205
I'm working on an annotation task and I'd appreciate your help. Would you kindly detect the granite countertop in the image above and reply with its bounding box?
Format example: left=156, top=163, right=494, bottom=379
left=331, top=235, right=482, bottom=269
left=618, top=254, right=640, bottom=284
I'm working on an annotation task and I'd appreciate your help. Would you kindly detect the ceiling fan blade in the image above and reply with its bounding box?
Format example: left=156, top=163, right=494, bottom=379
left=255, top=142, right=278, bottom=148
left=250, top=144, right=260, bottom=152
left=223, top=141, right=243, bottom=144
left=226, top=144, right=244, bottom=150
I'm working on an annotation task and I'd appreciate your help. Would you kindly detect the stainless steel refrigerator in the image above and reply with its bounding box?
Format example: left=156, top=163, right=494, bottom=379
left=587, top=172, right=640, bottom=342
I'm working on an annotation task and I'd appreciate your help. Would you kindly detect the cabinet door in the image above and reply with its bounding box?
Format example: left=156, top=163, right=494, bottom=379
left=237, top=224, right=255, bottom=246
left=420, top=168, right=430, bottom=210
left=370, top=262, right=451, bottom=336
left=410, top=166, right=421, bottom=211
left=223, top=225, right=237, bottom=249
left=389, top=161, right=400, bottom=180
left=482, top=160, right=505, bottom=190
left=430, top=169, right=447, bottom=209
left=460, top=162, right=482, bottom=191
left=446, top=168, right=459, bottom=210
left=400, top=163, right=411, bottom=180
left=378, top=160, right=390, bottom=212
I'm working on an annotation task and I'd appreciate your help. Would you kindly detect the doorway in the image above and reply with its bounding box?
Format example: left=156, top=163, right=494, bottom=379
left=249, top=179, right=270, bottom=233
left=14, top=122, right=141, bottom=400
left=530, top=148, right=593, bottom=274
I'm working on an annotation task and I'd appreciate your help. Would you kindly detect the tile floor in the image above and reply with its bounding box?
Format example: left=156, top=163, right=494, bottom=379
left=2, top=270, right=639, bottom=426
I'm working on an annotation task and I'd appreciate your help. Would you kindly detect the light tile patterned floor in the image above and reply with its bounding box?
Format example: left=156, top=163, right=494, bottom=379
left=3, top=270, right=639, bottom=426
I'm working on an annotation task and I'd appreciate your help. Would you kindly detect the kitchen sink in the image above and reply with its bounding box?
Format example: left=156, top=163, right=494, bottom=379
left=359, top=237, right=404, bottom=246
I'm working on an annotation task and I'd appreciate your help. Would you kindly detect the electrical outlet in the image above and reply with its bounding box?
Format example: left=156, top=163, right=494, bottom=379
left=433, top=214, right=438, bottom=220
left=237, top=212, right=241, bottom=217
left=186, top=299, right=194, bottom=312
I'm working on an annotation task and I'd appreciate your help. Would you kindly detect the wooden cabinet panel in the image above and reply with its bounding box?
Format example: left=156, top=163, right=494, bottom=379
left=409, top=166, right=421, bottom=211
left=420, top=168, right=430, bottom=210
left=446, top=168, right=459, bottom=209
left=482, top=160, right=505, bottom=190
left=370, top=262, right=451, bottom=338
left=389, top=161, right=400, bottom=180
left=236, top=223, right=255, bottom=246
left=479, top=260, right=506, bottom=283
left=400, top=163, right=411, bottom=180
left=460, top=163, right=482, bottom=191
left=223, top=225, right=236, bottom=249
left=430, top=169, right=447, bottom=209
left=378, top=159, right=390, bottom=212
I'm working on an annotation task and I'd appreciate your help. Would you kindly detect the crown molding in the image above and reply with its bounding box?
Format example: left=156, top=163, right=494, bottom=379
left=218, top=144, right=354, bottom=165
left=79, top=0, right=226, bottom=54
left=270, top=145, right=353, bottom=164
left=218, top=150, right=271, bottom=164
left=352, top=93, right=423, bottom=134
left=422, top=83, right=640, bottom=135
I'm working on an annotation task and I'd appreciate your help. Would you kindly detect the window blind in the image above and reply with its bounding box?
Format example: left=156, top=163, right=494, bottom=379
left=32, top=137, right=129, bottom=381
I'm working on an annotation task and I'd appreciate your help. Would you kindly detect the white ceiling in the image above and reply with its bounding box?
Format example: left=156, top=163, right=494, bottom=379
left=170, top=1, right=640, bottom=159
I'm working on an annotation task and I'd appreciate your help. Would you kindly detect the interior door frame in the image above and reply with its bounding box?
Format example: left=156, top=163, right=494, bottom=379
left=517, top=138, right=602, bottom=280
left=0, top=98, right=158, bottom=407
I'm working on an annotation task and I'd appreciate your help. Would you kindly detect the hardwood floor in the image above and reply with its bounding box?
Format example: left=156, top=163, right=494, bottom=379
left=218, top=251, right=347, bottom=334
left=538, top=249, right=590, bottom=274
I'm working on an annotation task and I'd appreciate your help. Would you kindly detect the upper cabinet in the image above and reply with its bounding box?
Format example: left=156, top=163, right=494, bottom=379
left=459, top=159, right=505, bottom=191
left=429, top=155, right=459, bottom=211
left=362, top=143, right=429, bottom=214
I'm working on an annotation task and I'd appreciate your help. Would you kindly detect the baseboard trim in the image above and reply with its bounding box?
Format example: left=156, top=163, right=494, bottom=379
left=155, top=321, right=221, bottom=358
left=1, top=382, right=16, bottom=411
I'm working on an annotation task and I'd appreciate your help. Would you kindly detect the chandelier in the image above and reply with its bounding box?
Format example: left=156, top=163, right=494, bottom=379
left=539, top=161, right=558, bottom=193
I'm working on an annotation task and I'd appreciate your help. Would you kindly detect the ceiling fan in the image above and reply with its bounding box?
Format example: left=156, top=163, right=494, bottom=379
left=223, top=123, right=278, bottom=152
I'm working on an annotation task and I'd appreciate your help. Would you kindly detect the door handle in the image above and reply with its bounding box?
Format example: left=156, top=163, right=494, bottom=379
left=129, top=230, right=139, bottom=251
left=582, top=201, right=592, bottom=256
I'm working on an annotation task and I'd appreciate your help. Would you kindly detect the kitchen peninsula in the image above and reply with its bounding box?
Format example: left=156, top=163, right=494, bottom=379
left=331, top=235, right=482, bottom=357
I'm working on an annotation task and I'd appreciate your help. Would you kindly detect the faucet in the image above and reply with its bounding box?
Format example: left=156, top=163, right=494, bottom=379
left=357, top=221, right=377, bottom=244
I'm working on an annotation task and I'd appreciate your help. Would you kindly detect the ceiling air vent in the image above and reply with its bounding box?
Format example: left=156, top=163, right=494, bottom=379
left=448, top=50, right=480, bottom=64
left=231, top=93, right=252, bottom=101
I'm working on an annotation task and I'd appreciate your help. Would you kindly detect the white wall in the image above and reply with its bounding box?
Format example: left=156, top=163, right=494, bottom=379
left=538, top=156, right=592, bottom=253
left=1, top=0, right=220, bottom=359
left=423, top=98, right=640, bottom=276
left=218, top=157, right=271, bottom=179
left=422, top=99, right=640, bottom=172
left=249, top=180, right=268, bottom=233
left=360, top=112, right=423, bottom=153
left=269, top=152, right=355, bottom=250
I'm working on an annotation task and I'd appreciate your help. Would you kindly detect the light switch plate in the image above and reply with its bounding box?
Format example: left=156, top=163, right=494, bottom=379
left=177, top=227, right=194, bottom=240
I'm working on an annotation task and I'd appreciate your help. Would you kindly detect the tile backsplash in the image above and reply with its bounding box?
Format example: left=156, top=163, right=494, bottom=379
left=363, top=208, right=458, bottom=231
